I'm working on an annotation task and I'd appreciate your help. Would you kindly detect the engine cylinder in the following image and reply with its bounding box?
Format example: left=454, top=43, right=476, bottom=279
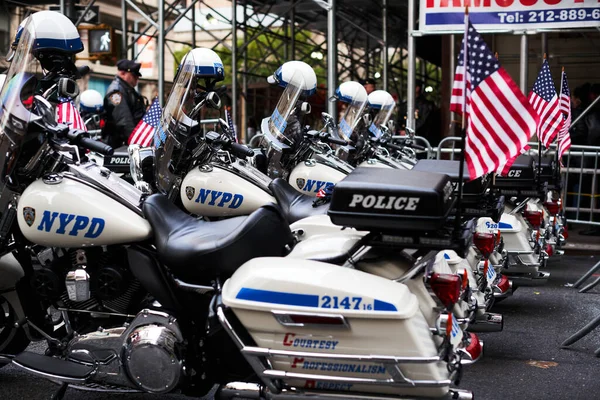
left=124, top=324, right=182, bottom=393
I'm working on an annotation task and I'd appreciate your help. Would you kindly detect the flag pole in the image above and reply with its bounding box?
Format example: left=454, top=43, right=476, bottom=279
left=455, top=6, right=468, bottom=236
left=537, top=53, right=547, bottom=185
left=556, top=66, right=564, bottom=170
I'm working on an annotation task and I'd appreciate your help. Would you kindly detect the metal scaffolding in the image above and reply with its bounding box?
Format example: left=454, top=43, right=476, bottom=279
left=53, top=0, right=443, bottom=141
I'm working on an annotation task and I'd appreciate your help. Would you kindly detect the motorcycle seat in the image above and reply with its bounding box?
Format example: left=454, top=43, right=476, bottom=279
left=143, top=194, right=294, bottom=284
left=269, top=178, right=329, bottom=224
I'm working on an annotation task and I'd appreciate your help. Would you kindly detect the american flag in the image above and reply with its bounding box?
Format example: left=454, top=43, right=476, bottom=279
left=449, top=18, right=537, bottom=180
left=56, top=98, right=87, bottom=131
left=557, top=70, right=572, bottom=161
left=529, top=59, right=564, bottom=148
left=128, top=97, right=161, bottom=147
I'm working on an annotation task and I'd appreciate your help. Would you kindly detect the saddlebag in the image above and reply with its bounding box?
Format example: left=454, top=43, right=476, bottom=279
left=221, top=257, right=453, bottom=398
left=412, top=159, right=503, bottom=222
left=493, top=154, right=544, bottom=198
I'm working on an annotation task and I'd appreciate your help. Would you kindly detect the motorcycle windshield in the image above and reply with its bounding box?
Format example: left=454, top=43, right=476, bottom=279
left=154, top=52, right=200, bottom=194
left=338, top=96, right=367, bottom=142
left=369, top=100, right=395, bottom=138
left=267, top=70, right=305, bottom=146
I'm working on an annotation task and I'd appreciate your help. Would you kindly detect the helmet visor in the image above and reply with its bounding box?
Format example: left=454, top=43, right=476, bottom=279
left=267, top=69, right=305, bottom=146
left=369, top=99, right=395, bottom=138
left=337, top=95, right=367, bottom=142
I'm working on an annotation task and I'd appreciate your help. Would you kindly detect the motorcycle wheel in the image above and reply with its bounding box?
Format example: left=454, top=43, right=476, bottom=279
left=0, top=295, right=30, bottom=367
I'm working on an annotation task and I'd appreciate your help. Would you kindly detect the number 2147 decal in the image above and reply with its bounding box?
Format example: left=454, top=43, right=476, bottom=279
left=320, top=296, right=373, bottom=310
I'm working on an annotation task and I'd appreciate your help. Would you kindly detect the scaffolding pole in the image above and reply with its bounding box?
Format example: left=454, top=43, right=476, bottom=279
left=242, top=1, right=248, bottom=142
left=232, top=0, right=238, bottom=134
left=382, top=0, right=388, bottom=91
left=406, top=0, right=416, bottom=130
left=158, top=0, right=165, bottom=105
left=327, top=0, right=337, bottom=117
left=520, top=34, right=528, bottom=93
left=122, top=0, right=128, bottom=58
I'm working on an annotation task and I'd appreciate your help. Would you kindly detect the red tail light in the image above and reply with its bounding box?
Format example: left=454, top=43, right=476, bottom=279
left=524, top=209, right=543, bottom=229
left=545, top=244, right=554, bottom=257
left=473, top=232, right=495, bottom=258
left=99, top=118, right=106, bottom=129
left=465, top=332, right=483, bottom=361
left=429, top=273, right=461, bottom=308
left=562, top=225, right=569, bottom=239
left=496, top=275, right=511, bottom=293
left=462, top=269, right=468, bottom=290
left=544, top=201, right=560, bottom=215
left=483, top=259, right=490, bottom=277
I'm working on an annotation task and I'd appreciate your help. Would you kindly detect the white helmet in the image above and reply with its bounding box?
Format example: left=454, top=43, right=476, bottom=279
left=367, top=90, right=396, bottom=138
left=332, top=81, right=368, bottom=141
left=29, top=11, right=83, bottom=55
left=267, top=61, right=317, bottom=96
left=80, top=89, right=104, bottom=113
left=177, top=47, right=224, bottom=82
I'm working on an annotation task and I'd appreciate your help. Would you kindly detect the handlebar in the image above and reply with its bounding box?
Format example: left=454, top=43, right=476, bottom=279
left=325, top=136, right=347, bottom=146
left=66, top=128, right=114, bottom=155
left=230, top=142, right=254, bottom=158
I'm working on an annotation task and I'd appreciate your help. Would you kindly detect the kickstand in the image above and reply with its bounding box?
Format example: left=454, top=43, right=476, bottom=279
left=50, top=383, right=68, bottom=400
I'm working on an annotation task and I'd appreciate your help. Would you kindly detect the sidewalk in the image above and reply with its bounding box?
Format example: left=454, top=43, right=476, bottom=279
left=562, top=223, right=600, bottom=253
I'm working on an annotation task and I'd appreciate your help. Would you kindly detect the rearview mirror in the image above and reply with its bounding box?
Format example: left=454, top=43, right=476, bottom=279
left=206, top=92, right=221, bottom=109
left=57, top=77, right=80, bottom=99
left=34, top=95, right=56, bottom=127
left=362, top=113, right=372, bottom=126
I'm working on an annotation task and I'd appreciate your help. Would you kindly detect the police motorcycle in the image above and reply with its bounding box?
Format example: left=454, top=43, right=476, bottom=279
left=2, top=41, right=477, bottom=400
left=124, top=51, right=486, bottom=359
left=256, top=80, right=507, bottom=332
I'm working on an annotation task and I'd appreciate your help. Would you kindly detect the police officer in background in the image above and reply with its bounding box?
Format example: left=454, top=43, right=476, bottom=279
left=398, top=79, right=441, bottom=146
left=102, top=59, right=146, bottom=147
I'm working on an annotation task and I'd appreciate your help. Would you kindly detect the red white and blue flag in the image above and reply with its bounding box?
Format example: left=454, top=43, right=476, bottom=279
left=56, top=98, right=87, bottom=131
left=529, top=59, right=564, bottom=148
left=128, top=97, right=161, bottom=147
left=449, top=17, right=537, bottom=180
left=557, top=69, right=572, bottom=161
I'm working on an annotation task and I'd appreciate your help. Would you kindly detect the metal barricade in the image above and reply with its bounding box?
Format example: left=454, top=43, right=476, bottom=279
left=433, top=137, right=600, bottom=227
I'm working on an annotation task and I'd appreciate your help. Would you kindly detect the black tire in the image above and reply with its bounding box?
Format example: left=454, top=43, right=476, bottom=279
left=0, top=295, right=30, bottom=368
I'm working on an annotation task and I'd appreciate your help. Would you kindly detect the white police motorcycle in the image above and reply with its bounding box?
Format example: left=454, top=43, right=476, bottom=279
left=0, top=31, right=475, bottom=400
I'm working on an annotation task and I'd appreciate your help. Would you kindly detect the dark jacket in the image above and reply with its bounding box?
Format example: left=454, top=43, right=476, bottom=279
left=101, top=76, right=146, bottom=147
left=398, top=95, right=441, bottom=146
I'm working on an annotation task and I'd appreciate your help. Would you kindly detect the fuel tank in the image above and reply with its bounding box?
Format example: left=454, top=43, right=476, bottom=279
left=180, top=165, right=276, bottom=217
left=17, top=175, right=151, bottom=247
left=288, top=162, right=347, bottom=196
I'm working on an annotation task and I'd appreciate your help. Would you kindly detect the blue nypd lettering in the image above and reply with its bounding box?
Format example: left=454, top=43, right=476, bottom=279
left=37, top=211, right=105, bottom=238
left=303, top=180, right=334, bottom=193
left=194, top=188, right=243, bottom=209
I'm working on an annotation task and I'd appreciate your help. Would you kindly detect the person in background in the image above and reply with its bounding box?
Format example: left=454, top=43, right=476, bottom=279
left=101, top=59, right=146, bottom=148
left=398, top=79, right=441, bottom=146
left=363, top=78, right=376, bottom=95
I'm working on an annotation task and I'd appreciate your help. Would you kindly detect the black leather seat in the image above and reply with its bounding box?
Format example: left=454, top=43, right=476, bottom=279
left=143, top=194, right=294, bottom=283
left=269, top=178, right=329, bottom=224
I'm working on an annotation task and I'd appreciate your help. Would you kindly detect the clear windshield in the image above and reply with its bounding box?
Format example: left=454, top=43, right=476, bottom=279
left=267, top=70, right=305, bottom=146
left=338, top=96, right=367, bottom=142
left=0, top=18, right=43, bottom=144
left=368, top=100, right=395, bottom=138
left=154, top=51, right=202, bottom=195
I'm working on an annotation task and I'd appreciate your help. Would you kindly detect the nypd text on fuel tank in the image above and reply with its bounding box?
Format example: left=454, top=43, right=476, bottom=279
left=37, top=211, right=105, bottom=238
left=194, top=188, right=243, bottom=208
left=303, top=180, right=334, bottom=193
left=348, top=194, right=420, bottom=211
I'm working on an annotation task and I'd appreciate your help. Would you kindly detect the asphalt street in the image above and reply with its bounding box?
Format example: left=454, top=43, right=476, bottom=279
left=1, top=255, right=599, bottom=400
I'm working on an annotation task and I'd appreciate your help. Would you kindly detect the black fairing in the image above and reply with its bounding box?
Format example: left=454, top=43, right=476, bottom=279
left=127, top=245, right=182, bottom=312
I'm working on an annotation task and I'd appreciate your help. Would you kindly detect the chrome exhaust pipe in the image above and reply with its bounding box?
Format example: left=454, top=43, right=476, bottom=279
left=450, top=388, right=475, bottom=400
left=502, top=271, right=549, bottom=286
left=467, top=312, right=503, bottom=333
left=493, top=279, right=514, bottom=299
